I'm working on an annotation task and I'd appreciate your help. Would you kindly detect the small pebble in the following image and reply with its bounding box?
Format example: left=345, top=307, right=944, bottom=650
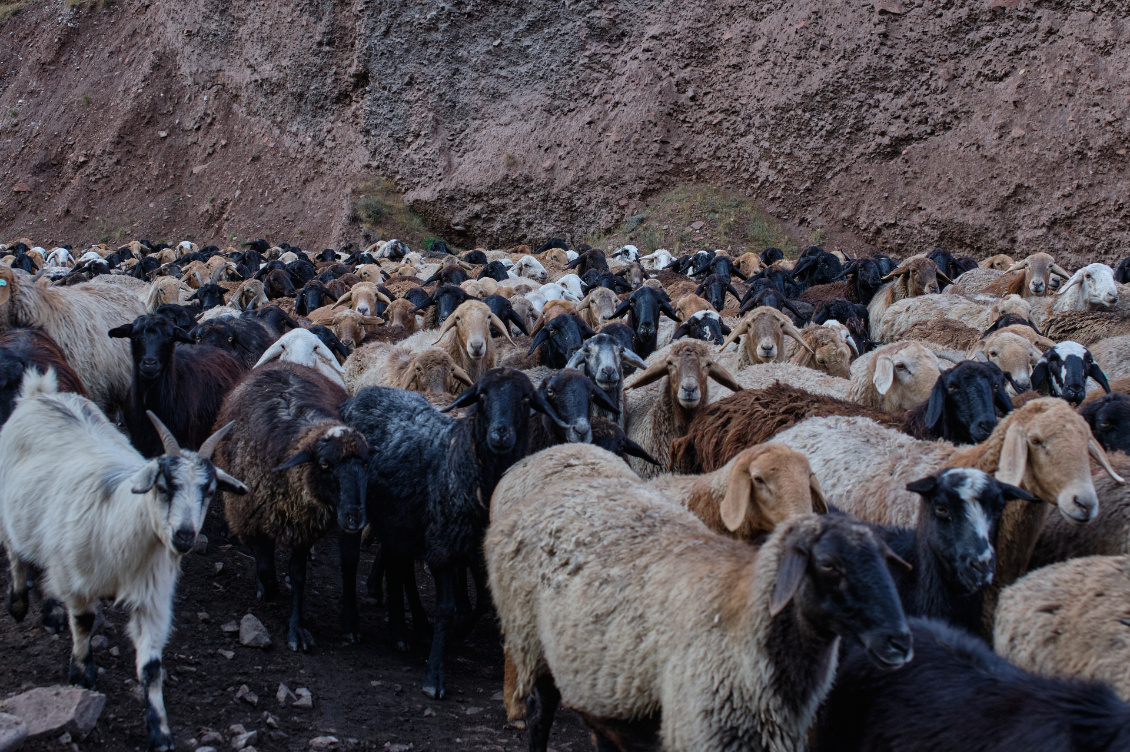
left=293, top=687, right=314, bottom=708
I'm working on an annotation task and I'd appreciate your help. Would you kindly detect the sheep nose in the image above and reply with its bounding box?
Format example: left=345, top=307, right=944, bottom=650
left=1063, top=387, right=1085, bottom=405
left=468, top=339, right=487, bottom=358
left=1073, top=495, right=1097, bottom=521
left=339, top=510, right=365, bottom=533
left=972, top=420, right=996, bottom=442
left=172, top=529, right=197, bottom=554
left=141, top=357, right=159, bottom=368
left=488, top=426, right=516, bottom=452
left=599, top=367, right=617, bottom=381
left=357, top=303, right=371, bottom=316
left=1031, top=281, right=1045, bottom=293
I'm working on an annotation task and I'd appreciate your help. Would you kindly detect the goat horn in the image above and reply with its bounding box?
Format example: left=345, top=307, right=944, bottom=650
left=146, top=411, right=182, bottom=456
left=1049, top=263, right=1071, bottom=279
left=198, top=420, right=235, bottom=460
left=209, top=263, right=234, bottom=285
left=489, top=313, right=517, bottom=346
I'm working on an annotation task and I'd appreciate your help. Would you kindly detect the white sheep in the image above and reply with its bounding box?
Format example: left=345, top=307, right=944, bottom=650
left=525, top=281, right=581, bottom=315
left=554, top=273, right=584, bottom=299
left=0, top=371, right=247, bottom=750
left=640, top=248, right=675, bottom=270
left=510, top=255, right=549, bottom=283
left=255, top=329, right=347, bottom=388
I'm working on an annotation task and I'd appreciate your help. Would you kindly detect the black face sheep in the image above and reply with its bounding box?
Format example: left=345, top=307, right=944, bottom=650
left=190, top=316, right=279, bottom=369
left=694, top=272, right=742, bottom=311
left=1032, top=341, right=1111, bottom=406
left=927, top=247, right=966, bottom=286
left=792, top=247, right=844, bottom=289
left=582, top=270, right=632, bottom=294
left=589, top=417, right=659, bottom=465
left=109, top=314, right=244, bottom=458
left=214, top=362, right=372, bottom=651
left=0, top=328, right=88, bottom=427
left=463, top=250, right=489, bottom=265
left=295, top=280, right=336, bottom=316
left=527, top=312, right=594, bottom=368
left=903, top=360, right=1014, bottom=444
left=307, top=324, right=351, bottom=364
left=340, top=369, right=564, bottom=698
left=481, top=294, right=529, bottom=336
left=1078, top=392, right=1130, bottom=455
left=422, top=265, right=469, bottom=287
left=816, top=617, right=1130, bottom=752
left=609, top=286, right=680, bottom=358
left=263, top=268, right=297, bottom=300
left=414, top=283, right=472, bottom=326
left=478, top=260, right=511, bottom=283
left=252, top=305, right=302, bottom=337
left=672, top=309, right=732, bottom=345
left=528, top=369, right=620, bottom=450
left=534, top=237, right=570, bottom=254
left=153, top=303, right=199, bottom=331
left=185, top=283, right=226, bottom=311
left=879, top=469, right=1038, bottom=634
left=487, top=448, right=912, bottom=752
left=0, top=375, right=246, bottom=751
left=565, top=248, right=609, bottom=277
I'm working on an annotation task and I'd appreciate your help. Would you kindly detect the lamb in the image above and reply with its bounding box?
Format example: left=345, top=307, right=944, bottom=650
left=0, top=374, right=246, bottom=750
left=108, top=314, right=244, bottom=457
left=1047, top=262, right=1119, bottom=313
left=1031, top=341, right=1110, bottom=405
left=214, top=362, right=372, bottom=651
left=867, top=256, right=945, bottom=339
left=721, top=305, right=813, bottom=367
left=432, top=299, right=515, bottom=386
left=0, top=328, right=88, bottom=427
left=0, top=265, right=146, bottom=412
left=255, top=328, right=348, bottom=388
left=816, top=616, right=1130, bottom=752
left=340, top=369, right=564, bottom=698
left=624, top=340, right=743, bottom=477
left=994, top=555, right=1130, bottom=705
left=487, top=446, right=912, bottom=752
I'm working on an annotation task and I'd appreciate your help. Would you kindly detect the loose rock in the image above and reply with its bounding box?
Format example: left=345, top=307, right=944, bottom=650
left=276, top=684, right=297, bottom=705
left=0, top=686, right=105, bottom=740
left=231, top=729, right=257, bottom=750
left=293, top=688, right=313, bottom=709
left=221, top=621, right=239, bottom=634
left=89, top=635, right=108, bottom=650
left=309, top=736, right=339, bottom=750
left=0, top=712, right=29, bottom=752
left=239, top=614, right=271, bottom=649
left=235, top=685, right=259, bottom=707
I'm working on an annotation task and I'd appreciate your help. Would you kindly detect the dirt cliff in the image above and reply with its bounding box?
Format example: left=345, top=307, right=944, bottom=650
left=1, top=0, right=1128, bottom=264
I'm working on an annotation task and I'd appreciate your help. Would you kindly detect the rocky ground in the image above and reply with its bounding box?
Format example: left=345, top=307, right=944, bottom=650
left=1, top=0, right=1129, bottom=264
left=0, top=508, right=592, bottom=751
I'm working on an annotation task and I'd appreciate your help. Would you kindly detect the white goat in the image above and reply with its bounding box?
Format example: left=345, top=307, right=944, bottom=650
left=0, top=372, right=247, bottom=751
left=255, top=329, right=346, bottom=387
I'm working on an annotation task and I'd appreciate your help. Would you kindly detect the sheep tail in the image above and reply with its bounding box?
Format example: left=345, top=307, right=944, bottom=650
left=18, top=366, right=59, bottom=401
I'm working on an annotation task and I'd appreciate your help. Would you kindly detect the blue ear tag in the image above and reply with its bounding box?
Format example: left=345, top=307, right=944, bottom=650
left=0, top=279, right=7, bottom=286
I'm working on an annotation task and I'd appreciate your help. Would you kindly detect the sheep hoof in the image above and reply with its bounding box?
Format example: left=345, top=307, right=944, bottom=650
left=6, top=590, right=29, bottom=623
left=147, top=727, right=174, bottom=751
left=41, top=603, right=67, bottom=634
left=287, top=626, right=315, bottom=653
left=422, top=682, right=444, bottom=700
left=68, top=656, right=98, bottom=690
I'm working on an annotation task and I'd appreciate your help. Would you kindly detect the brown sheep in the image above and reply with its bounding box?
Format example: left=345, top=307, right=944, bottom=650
left=674, top=293, right=714, bottom=321
left=980, top=254, right=1015, bottom=271
left=433, top=299, right=515, bottom=387
left=736, top=252, right=763, bottom=277
left=576, top=288, right=620, bottom=330
left=788, top=324, right=853, bottom=378
left=983, top=252, right=1070, bottom=298
left=868, top=256, right=947, bottom=339
left=721, top=306, right=813, bottom=367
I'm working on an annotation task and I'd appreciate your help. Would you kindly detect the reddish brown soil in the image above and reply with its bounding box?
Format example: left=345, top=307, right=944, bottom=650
left=2, top=1, right=1129, bottom=264
left=0, top=509, right=591, bottom=751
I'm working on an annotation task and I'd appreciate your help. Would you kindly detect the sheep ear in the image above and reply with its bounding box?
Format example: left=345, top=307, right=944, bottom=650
left=440, top=385, right=480, bottom=412
left=720, top=454, right=755, bottom=532
left=671, top=323, right=689, bottom=341
left=254, top=340, right=285, bottom=368
left=130, top=461, right=161, bottom=494
left=996, top=480, right=1038, bottom=503
left=769, top=544, right=809, bottom=617
left=590, top=383, right=621, bottom=415
left=925, top=378, right=946, bottom=429
left=620, top=437, right=659, bottom=465
left=451, top=366, right=474, bottom=387
left=1030, top=360, right=1048, bottom=392
left=660, top=300, right=680, bottom=322
left=174, top=327, right=194, bottom=345
left=272, top=450, right=313, bottom=472
left=489, top=313, right=517, bottom=346
left=1089, top=438, right=1126, bottom=484
left=622, top=348, right=648, bottom=371
left=906, top=475, right=938, bottom=496
left=994, top=379, right=1014, bottom=415
left=530, top=390, right=570, bottom=428
left=809, top=474, right=829, bottom=514
left=527, top=327, right=549, bottom=356
left=215, top=468, right=249, bottom=495
left=707, top=362, right=743, bottom=393
left=873, top=356, right=895, bottom=395
left=108, top=323, right=133, bottom=339
left=626, top=360, right=669, bottom=390
left=877, top=539, right=913, bottom=572
left=1088, top=362, right=1111, bottom=393
left=996, top=421, right=1028, bottom=486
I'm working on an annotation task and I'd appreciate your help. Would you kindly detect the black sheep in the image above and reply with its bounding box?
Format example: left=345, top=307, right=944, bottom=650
left=1078, top=392, right=1130, bottom=455
left=340, top=369, right=565, bottom=698
left=901, top=361, right=1013, bottom=444
left=414, top=284, right=472, bottom=326
left=812, top=298, right=872, bottom=353
left=927, top=247, right=965, bottom=287
left=672, top=310, right=731, bottom=345
left=760, top=246, right=784, bottom=265
left=583, top=271, right=633, bottom=294
left=527, top=369, right=620, bottom=450
left=693, top=255, right=746, bottom=280
left=815, top=617, right=1130, bottom=752
left=609, top=286, right=679, bottom=358
left=109, top=314, right=244, bottom=457
left=533, top=237, right=569, bottom=254
left=566, top=249, right=610, bottom=277
left=477, top=261, right=511, bottom=283
left=791, top=247, right=843, bottom=290
left=190, top=316, right=279, bottom=369
left=186, top=284, right=226, bottom=311
left=528, top=313, right=594, bottom=368
left=695, top=273, right=741, bottom=311
left=590, top=417, right=659, bottom=465
left=422, top=266, right=469, bottom=287
left=983, top=312, right=1042, bottom=337
left=154, top=304, right=201, bottom=331
left=463, top=250, right=489, bottom=265
left=295, top=281, right=336, bottom=316
left=482, top=295, right=529, bottom=336
left=1115, top=256, right=1130, bottom=285
left=0, top=329, right=88, bottom=428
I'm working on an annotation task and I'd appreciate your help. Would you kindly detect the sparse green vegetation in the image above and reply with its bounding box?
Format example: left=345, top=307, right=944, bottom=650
left=8, top=108, right=17, bottom=118
left=0, top=2, right=24, bottom=21
left=79, top=94, right=92, bottom=106
left=350, top=178, right=437, bottom=248
left=584, top=184, right=799, bottom=256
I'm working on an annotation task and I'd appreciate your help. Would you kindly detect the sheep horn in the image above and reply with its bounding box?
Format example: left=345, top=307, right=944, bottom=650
left=433, top=314, right=460, bottom=345
left=198, top=420, right=235, bottom=460
left=451, top=365, right=474, bottom=386
left=1049, top=263, right=1071, bottom=279
left=489, top=313, right=517, bottom=346
left=146, top=411, right=182, bottom=456
left=1089, top=438, right=1126, bottom=484
left=209, top=263, right=234, bottom=285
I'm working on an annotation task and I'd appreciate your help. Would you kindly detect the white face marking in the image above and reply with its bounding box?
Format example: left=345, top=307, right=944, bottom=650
left=324, top=426, right=346, bottom=439
left=953, top=470, right=994, bottom=557
left=1055, top=341, right=1088, bottom=360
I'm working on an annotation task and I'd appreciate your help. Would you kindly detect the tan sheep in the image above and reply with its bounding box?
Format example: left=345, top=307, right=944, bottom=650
left=980, top=254, right=1016, bottom=271
left=721, top=305, right=813, bottom=367
left=576, top=287, right=620, bottom=330
left=847, top=341, right=943, bottom=412
left=433, top=299, right=515, bottom=387
left=787, top=323, right=853, bottom=378
left=868, top=256, right=946, bottom=340
left=345, top=343, right=473, bottom=395
left=968, top=330, right=1044, bottom=393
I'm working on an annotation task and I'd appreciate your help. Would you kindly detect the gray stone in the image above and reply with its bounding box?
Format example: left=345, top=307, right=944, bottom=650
left=231, top=729, right=257, bottom=750
left=276, top=684, right=296, bottom=705
left=197, top=748, right=217, bottom=752
left=220, top=621, right=239, bottom=634
left=0, top=712, right=28, bottom=752
left=199, top=730, right=225, bottom=745
left=235, top=685, right=258, bottom=707
left=309, top=737, right=339, bottom=750
left=88, top=635, right=108, bottom=651
left=292, top=688, right=313, bottom=709
left=238, top=615, right=271, bottom=649
left=0, top=686, right=105, bottom=740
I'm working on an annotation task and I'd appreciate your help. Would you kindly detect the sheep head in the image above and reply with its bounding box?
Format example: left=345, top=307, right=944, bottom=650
left=577, top=287, right=620, bottom=327
left=722, top=306, right=813, bottom=364
left=990, top=398, right=1124, bottom=524
left=332, top=309, right=384, bottom=351
left=434, top=300, right=515, bottom=361
left=882, top=256, right=946, bottom=296
left=870, top=341, right=943, bottom=411
left=737, top=252, right=763, bottom=278
left=720, top=443, right=828, bottom=537
left=384, top=298, right=419, bottom=331
left=400, top=348, right=474, bottom=394
left=980, top=254, right=1015, bottom=271
left=792, top=325, right=852, bottom=378
left=1003, top=252, right=1069, bottom=296
left=969, top=331, right=1043, bottom=393
left=332, top=282, right=392, bottom=317
left=1054, top=263, right=1119, bottom=310
left=626, top=340, right=743, bottom=411
left=989, top=294, right=1032, bottom=322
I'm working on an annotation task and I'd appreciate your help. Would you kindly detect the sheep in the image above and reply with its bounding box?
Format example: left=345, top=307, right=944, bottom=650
left=524, top=281, right=580, bottom=314
left=994, top=555, right=1130, bottom=706
left=881, top=469, right=1038, bottom=634
left=980, top=253, right=1015, bottom=271
left=623, top=340, right=743, bottom=477
left=1031, top=341, right=1110, bottom=406
left=486, top=449, right=912, bottom=752
left=788, top=323, right=853, bottom=378
left=345, top=343, right=473, bottom=395
left=0, top=328, right=88, bottom=426
left=969, top=329, right=1044, bottom=393
left=979, top=253, right=1070, bottom=299
left=875, top=291, right=1032, bottom=344
left=672, top=309, right=732, bottom=346
left=527, top=369, right=620, bottom=450
left=563, top=332, right=648, bottom=426
left=816, top=616, right=1130, bottom=752
left=1090, top=334, right=1130, bottom=381
left=432, top=299, right=515, bottom=387
left=144, top=277, right=190, bottom=312
left=0, top=265, right=146, bottom=412
left=554, top=273, right=585, bottom=299
left=1077, top=393, right=1130, bottom=455
left=609, top=285, right=680, bottom=357
left=640, top=248, right=675, bottom=270
left=900, top=318, right=983, bottom=350
left=215, top=362, right=371, bottom=650
left=1046, top=262, right=1120, bottom=314
left=773, top=399, right=1125, bottom=627
left=0, top=374, right=246, bottom=750
left=695, top=272, right=742, bottom=311
left=231, top=279, right=269, bottom=311
left=721, top=305, right=813, bottom=367
left=1041, top=309, right=1130, bottom=345
left=190, top=314, right=280, bottom=369
left=255, top=328, right=348, bottom=388
left=847, top=340, right=943, bottom=411
left=511, top=254, right=548, bottom=283
left=575, top=286, right=619, bottom=330
left=340, top=368, right=564, bottom=698
left=108, top=314, right=244, bottom=457
left=867, top=256, right=946, bottom=338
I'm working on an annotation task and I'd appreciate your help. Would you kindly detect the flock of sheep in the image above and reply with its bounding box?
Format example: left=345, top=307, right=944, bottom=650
left=1, top=235, right=1130, bottom=751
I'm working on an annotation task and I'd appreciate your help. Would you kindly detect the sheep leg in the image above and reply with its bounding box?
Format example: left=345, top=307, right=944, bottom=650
left=248, top=534, right=281, bottom=602
left=339, top=530, right=362, bottom=643
left=286, top=545, right=315, bottom=652
left=385, top=556, right=411, bottom=652
left=452, top=558, right=490, bottom=642
left=365, top=546, right=386, bottom=603
left=66, top=602, right=98, bottom=690
left=454, top=567, right=473, bottom=616
left=5, top=556, right=29, bottom=623
left=130, top=596, right=174, bottom=751
left=404, top=561, right=432, bottom=642
left=422, top=566, right=456, bottom=699
left=525, top=673, right=561, bottom=752
left=41, top=596, right=68, bottom=635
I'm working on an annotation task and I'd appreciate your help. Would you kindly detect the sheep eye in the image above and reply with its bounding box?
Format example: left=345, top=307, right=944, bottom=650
left=989, top=351, right=998, bottom=358
left=320, top=460, right=330, bottom=469
left=934, top=506, right=950, bottom=520
left=895, top=363, right=907, bottom=371
left=818, top=561, right=838, bottom=573
left=228, top=336, right=234, bottom=343
left=1100, top=422, right=1112, bottom=430
left=948, top=385, right=958, bottom=392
